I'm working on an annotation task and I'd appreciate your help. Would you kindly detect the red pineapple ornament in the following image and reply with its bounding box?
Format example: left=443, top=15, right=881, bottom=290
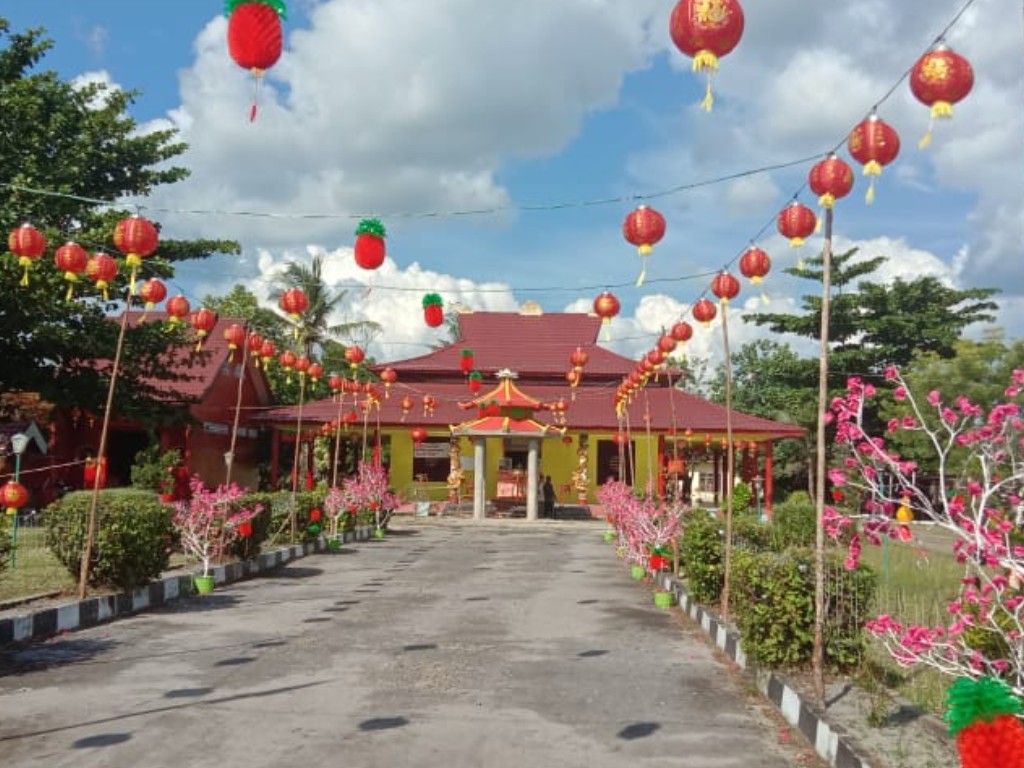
left=86, top=253, right=118, bottom=301
left=113, top=215, right=159, bottom=295
left=622, top=205, right=666, bottom=286
left=353, top=218, right=387, bottom=270
left=847, top=113, right=900, bottom=204
left=54, top=242, right=89, bottom=300
left=738, top=246, right=770, bottom=284
left=808, top=154, right=854, bottom=213
left=711, top=271, right=740, bottom=305
left=460, top=348, right=475, bottom=374
left=8, top=223, right=47, bottom=287
left=692, top=298, right=717, bottom=326
left=226, top=0, right=286, bottom=121
left=139, top=279, right=167, bottom=312
left=423, top=293, right=444, bottom=328
left=777, top=201, right=817, bottom=248
left=669, top=0, right=745, bottom=111
left=910, top=45, right=973, bottom=148
left=166, top=294, right=191, bottom=327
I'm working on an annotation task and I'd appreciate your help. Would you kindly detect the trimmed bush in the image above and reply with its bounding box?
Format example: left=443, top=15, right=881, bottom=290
left=731, top=548, right=876, bottom=671
left=680, top=510, right=771, bottom=604
left=0, top=519, right=11, bottom=573
left=44, top=489, right=173, bottom=592
left=770, top=491, right=817, bottom=549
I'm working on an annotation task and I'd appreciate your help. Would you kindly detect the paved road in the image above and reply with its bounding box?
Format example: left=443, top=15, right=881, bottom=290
left=0, top=521, right=801, bottom=767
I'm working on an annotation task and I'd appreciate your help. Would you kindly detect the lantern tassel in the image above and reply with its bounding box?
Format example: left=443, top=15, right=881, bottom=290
left=602, top=318, right=612, bottom=342
left=249, top=69, right=265, bottom=123
left=18, top=256, right=32, bottom=287
left=635, top=258, right=648, bottom=287
left=700, top=75, right=714, bottom=112
left=64, top=273, right=78, bottom=301
left=865, top=179, right=877, bottom=205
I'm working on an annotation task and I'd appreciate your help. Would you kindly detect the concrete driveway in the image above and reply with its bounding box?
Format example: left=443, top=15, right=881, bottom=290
left=0, top=520, right=802, bottom=767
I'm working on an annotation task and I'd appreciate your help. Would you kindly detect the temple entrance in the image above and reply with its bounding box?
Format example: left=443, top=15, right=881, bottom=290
left=597, top=439, right=633, bottom=486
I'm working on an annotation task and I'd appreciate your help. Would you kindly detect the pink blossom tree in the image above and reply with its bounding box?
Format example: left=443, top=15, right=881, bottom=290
left=598, top=480, right=684, bottom=570
left=172, top=477, right=262, bottom=578
left=343, top=462, right=399, bottom=531
left=828, top=368, right=1024, bottom=698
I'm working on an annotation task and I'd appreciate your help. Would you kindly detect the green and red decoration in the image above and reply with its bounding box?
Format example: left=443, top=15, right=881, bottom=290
left=468, top=371, right=483, bottom=393
left=622, top=205, right=666, bottom=286
left=139, top=278, right=167, bottom=313
left=911, top=45, right=974, bottom=148
left=354, top=218, right=387, bottom=270
left=54, top=242, right=89, bottom=301
left=847, top=113, right=901, bottom=204
left=226, top=0, right=286, bottom=121
left=423, top=293, right=444, bottom=328
left=113, top=215, right=159, bottom=295
left=945, top=676, right=1024, bottom=768
left=86, top=253, right=118, bottom=301
left=8, top=223, right=46, bottom=287
left=669, top=0, right=745, bottom=111
left=460, top=348, right=475, bottom=374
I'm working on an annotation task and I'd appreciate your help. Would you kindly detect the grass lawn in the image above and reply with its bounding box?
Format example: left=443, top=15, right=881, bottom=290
left=0, top=526, right=77, bottom=604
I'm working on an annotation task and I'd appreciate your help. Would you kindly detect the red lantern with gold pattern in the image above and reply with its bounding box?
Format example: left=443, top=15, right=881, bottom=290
left=569, top=346, right=589, bottom=372
left=191, top=308, right=218, bottom=350
left=8, top=223, right=47, bottom=287
left=259, top=339, right=276, bottom=368
left=345, top=345, right=365, bottom=369
left=738, top=247, right=771, bottom=284
left=294, top=356, right=310, bottom=380
left=113, top=215, right=159, bottom=294
left=379, top=367, right=397, bottom=398
left=307, top=362, right=324, bottom=386
left=910, top=45, right=973, bottom=148
left=223, top=323, right=246, bottom=362
left=278, top=350, right=297, bottom=377
left=593, top=291, right=620, bottom=339
left=1, top=480, right=29, bottom=514
left=777, top=202, right=817, bottom=247
left=847, top=113, right=900, bottom=204
left=692, top=298, right=717, bottom=326
left=669, top=0, right=745, bottom=111
left=711, top=271, right=740, bottom=304
left=670, top=321, right=694, bottom=342
left=139, top=279, right=167, bottom=311
left=54, top=242, right=89, bottom=300
left=647, top=348, right=666, bottom=367
left=86, top=253, right=119, bottom=301
left=226, top=0, right=284, bottom=121
left=808, top=154, right=854, bottom=210
left=279, top=287, right=308, bottom=322
left=657, top=334, right=677, bottom=355
left=623, top=205, right=666, bottom=285
left=246, top=332, right=264, bottom=367
left=166, top=294, right=191, bottom=326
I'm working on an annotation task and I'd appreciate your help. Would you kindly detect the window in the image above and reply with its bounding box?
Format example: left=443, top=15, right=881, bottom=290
left=412, top=438, right=452, bottom=482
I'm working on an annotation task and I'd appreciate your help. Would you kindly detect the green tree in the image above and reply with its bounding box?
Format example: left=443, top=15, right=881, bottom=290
left=202, top=284, right=288, bottom=342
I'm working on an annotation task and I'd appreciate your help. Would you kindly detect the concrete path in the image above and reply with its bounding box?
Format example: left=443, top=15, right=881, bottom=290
left=0, top=521, right=802, bottom=767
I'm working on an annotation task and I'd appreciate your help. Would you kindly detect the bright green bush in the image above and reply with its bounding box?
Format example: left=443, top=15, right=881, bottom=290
left=680, top=510, right=771, bottom=604
left=44, top=489, right=173, bottom=592
left=770, top=491, right=818, bottom=549
left=0, top=518, right=11, bottom=573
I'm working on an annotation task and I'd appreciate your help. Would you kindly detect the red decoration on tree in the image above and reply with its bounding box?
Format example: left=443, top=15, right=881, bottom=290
left=670, top=321, right=693, bottom=342
left=138, top=279, right=167, bottom=311
left=460, top=348, right=475, bottom=374
left=777, top=201, right=817, bottom=247
left=259, top=339, right=276, bottom=368
left=711, top=271, right=740, bottom=304
left=910, top=45, right=973, bottom=148
left=86, top=253, right=118, bottom=301
left=423, top=293, right=444, bottom=328
left=190, top=308, right=218, bottom=350
left=847, top=113, right=901, bottom=204
left=410, top=427, right=428, bottom=446
left=353, top=218, right=387, bottom=270
left=223, top=323, right=246, bottom=362
left=113, top=216, right=159, bottom=294
left=54, top=242, right=89, bottom=300
left=622, top=205, right=666, bottom=285
left=808, top=154, right=854, bottom=211
left=8, top=223, right=47, bottom=286
left=692, top=297, right=717, bottom=326
left=166, top=294, right=191, bottom=326
left=738, top=247, right=771, bottom=284
left=226, top=0, right=285, bottom=121
left=294, top=356, right=310, bottom=380
left=669, top=0, right=745, bottom=111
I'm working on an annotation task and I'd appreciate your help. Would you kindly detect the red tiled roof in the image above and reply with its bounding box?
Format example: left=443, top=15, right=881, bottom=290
left=451, top=415, right=563, bottom=436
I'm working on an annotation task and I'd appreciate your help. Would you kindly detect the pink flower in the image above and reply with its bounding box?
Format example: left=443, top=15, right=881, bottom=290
left=927, top=390, right=941, bottom=407
left=893, top=386, right=907, bottom=402
left=884, top=366, right=899, bottom=381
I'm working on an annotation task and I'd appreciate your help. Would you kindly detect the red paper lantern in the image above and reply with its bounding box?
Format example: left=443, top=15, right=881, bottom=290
left=910, top=45, right=973, bottom=148
left=259, top=339, right=276, bottom=368
left=86, top=253, right=118, bottom=301
left=191, top=308, right=218, bottom=350
left=738, top=247, right=771, bottom=284
left=294, top=356, right=311, bottom=379
left=460, top=348, right=475, bottom=374
left=345, top=345, right=365, bottom=368
left=279, top=287, right=308, bottom=322
left=401, top=396, right=413, bottom=421
left=166, top=294, right=191, bottom=326
left=569, top=346, right=589, bottom=371
left=8, top=223, right=47, bottom=287
left=623, top=205, right=666, bottom=285
left=711, top=271, right=740, bottom=304
left=647, top=349, right=666, bottom=366
left=328, top=373, right=344, bottom=393
left=566, top=369, right=580, bottom=387
left=423, top=293, right=444, bottom=328
left=223, top=323, right=246, bottom=362
left=1, top=480, right=29, bottom=514
left=113, top=215, right=159, bottom=294
left=246, top=332, right=264, bottom=367
left=847, top=113, right=900, bottom=204
left=669, top=0, right=745, bottom=111
left=593, top=291, right=620, bottom=339
left=226, top=0, right=284, bottom=121
left=353, top=218, right=387, bottom=270
left=139, top=279, right=167, bottom=311
left=379, top=367, right=397, bottom=398
left=657, top=334, right=677, bottom=354
left=692, top=298, right=717, bottom=326
left=410, top=427, right=428, bottom=446
left=670, top=321, right=694, bottom=342
left=279, top=350, right=297, bottom=372
left=307, top=362, right=324, bottom=384
left=808, top=154, right=854, bottom=210
left=777, top=202, right=817, bottom=247
left=54, top=242, right=89, bottom=300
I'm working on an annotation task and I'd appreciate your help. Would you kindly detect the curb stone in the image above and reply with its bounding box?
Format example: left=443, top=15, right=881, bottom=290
left=656, top=571, right=877, bottom=768
left=0, top=526, right=374, bottom=648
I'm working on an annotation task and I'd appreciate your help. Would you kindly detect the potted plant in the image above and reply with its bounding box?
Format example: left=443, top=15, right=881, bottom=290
left=343, top=462, right=399, bottom=539
left=324, top=485, right=345, bottom=550
left=654, top=588, right=675, bottom=609
left=171, top=476, right=262, bottom=594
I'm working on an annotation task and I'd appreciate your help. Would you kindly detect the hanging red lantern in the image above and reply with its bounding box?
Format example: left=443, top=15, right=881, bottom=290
left=468, top=371, right=483, bottom=393
left=622, top=205, right=666, bottom=285
left=711, top=271, right=740, bottom=304
left=910, top=45, right=973, bottom=148
left=593, top=291, right=620, bottom=340
left=569, top=347, right=589, bottom=372
left=113, top=215, right=159, bottom=295
left=422, top=394, right=436, bottom=417
left=847, top=113, right=901, bottom=204
left=344, top=345, right=365, bottom=369
left=166, top=294, right=191, bottom=327
left=343, top=410, right=359, bottom=426
left=1, top=480, right=29, bottom=514
left=246, top=332, right=264, bottom=367
left=647, top=348, right=666, bottom=366
left=294, top=356, right=311, bottom=382
left=223, top=323, right=246, bottom=362
left=410, top=427, right=428, bottom=447
left=401, top=395, right=413, bottom=422
left=777, top=202, right=817, bottom=247
left=670, top=321, right=694, bottom=342
left=226, top=0, right=285, bottom=121
left=460, top=348, right=475, bottom=374
left=191, top=308, right=218, bottom=350
left=657, top=334, right=677, bottom=354
left=566, top=369, right=580, bottom=387
left=138, top=278, right=167, bottom=311
left=738, top=247, right=771, bottom=284
left=54, top=242, right=89, bottom=300
left=423, top=293, right=444, bottom=328
left=808, top=154, right=854, bottom=211
left=692, top=298, right=717, bottom=326
left=259, top=339, right=276, bottom=368
left=379, top=367, right=397, bottom=398
left=669, top=0, right=745, bottom=111
left=279, top=287, right=308, bottom=322
left=353, top=218, right=387, bottom=270
left=86, top=253, right=119, bottom=301
left=328, top=372, right=344, bottom=393
left=278, top=350, right=297, bottom=381
left=8, top=223, right=47, bottom=287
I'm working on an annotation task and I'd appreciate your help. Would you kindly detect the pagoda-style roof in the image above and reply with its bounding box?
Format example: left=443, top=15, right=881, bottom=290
left=459, top=371, right=545, bottom=411
left=450, top=372, right=564, bottom=437
left=450, top=414, right=563, bottom=437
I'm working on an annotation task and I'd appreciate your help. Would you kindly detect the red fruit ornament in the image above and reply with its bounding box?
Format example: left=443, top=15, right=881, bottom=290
left=246, top=332, right=264, bottom=366
left=669, top=0, right=745, bottom=111
left=468, top=371, right=483, bottom=393
left=423, top=293, right=444, bottom=328
left=139, top=279, right=167, bottom=312
left=946, top=676, right=1024, bottom=768
left=113, top=215, right=159, bottom=295
left=8, top=223, right=47, bottom=287
left=226, top=0, right=286, bottom=121
left=86, top=253, right=118, bottom=301
left=259, top=339, right=276, bottom=368
left=847, top=113, right=901, bottom=204
left=777, top=201, right=817, bottom=248
left=353, top=218, right=387, bottom=270
left=460, top=348, right=475, bottom=374
left=54, top=242, right=89, bottom=300
left=622, top=205, right=666, bottom=286
left=910, top=45, right=974, bottom=148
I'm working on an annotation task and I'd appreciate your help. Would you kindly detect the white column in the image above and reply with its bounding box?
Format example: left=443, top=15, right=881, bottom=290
left=526, top=439, right=539, bottom=521
left=473, top=437, right=486, bottom=521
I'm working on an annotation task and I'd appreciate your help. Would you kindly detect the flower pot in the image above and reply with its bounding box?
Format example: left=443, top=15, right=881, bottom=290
left=630, top=565, right=646, bottom=580
left=649, top=554, right=668, bottom=571
left=654, top=591, right=675, bottom=609
left=373, top=527, right=385, bottom=539
left=194, top=575, right=215, bottom=595
left=328, top=537, right=342, bottom=551
left=603, top=531, right=616, bottom=543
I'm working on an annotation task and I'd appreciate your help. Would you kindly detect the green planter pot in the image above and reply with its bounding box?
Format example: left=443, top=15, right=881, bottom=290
left=328, top=537, right=342, bottom=551
left=194, top=575, right=215, bottom=595
left=373, top=527, right=386, bottom=539
left=654, top=591, right=675, bottom=609
left=630, top=565, right=646, bottom=581
left=603, top=531, right=616, bottom=543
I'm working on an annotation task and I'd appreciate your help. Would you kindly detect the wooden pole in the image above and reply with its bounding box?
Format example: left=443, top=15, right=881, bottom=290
left=720, top=300, right=735, bottom=623
left=225, top=326, right=250, bottom=486
left=289, top=372, right=307, bottom=545
left=330, top=387, right=345, bottom=489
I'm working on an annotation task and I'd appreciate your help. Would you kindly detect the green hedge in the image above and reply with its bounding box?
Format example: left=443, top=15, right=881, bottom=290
left=228, top=490, right=329, bottom=554
left=679, top=510, right=770, bottom=604
left=769, top=491, right=817, bottom=549
left=44, top=489, right=173, bottom=592
left=0, top=518, right=11, bottom=573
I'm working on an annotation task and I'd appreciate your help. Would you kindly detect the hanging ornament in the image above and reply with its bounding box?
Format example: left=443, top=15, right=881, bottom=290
left=328, top=373, right=344, bottom=397
left=569, top=346, right=589, bottom=373
left=622, top=205, right=666, bottom=286
left=223, top=323, right=246, bottom=362
left=226, top=0, right=286, bottom=121
left=400, top=395, right=413, bottom=422
left=692, top=298, right=717, bottom=326
left=946, top=676, right=1024, bottom=768
left=8, top=223, right=47, bottom=287
left=191, top=308, right=218, bottom=350
left=294, top=355, right=311, bottom=382
left=113, top=215, right=159, bottom=295
left=423, top=394, right=436, bottom=417
left=138, top=278, right=167, bottom=312
left=410, top=427, right=428, bottom=447
left=353, top=218, right=387, bottom=270
left=711, top=271, right=740, bottom=305
left=54, top=242, right=89, bottom=300
left=86, top=253, right=118, bottom=301
left=808, top=154, right=854, bottom=229
left=670, top=321, right=694, bottom=342
left=278, top=350, right=297, bottom=382
left=593, top=291, right=620, bottom=341
left=279, top=287, right=308, bottom=339
left=910, top=44, right=974, bottom=149
left=1, top=480, right=29, bottom=515
left=468, top=371, right=483, bottom=393
left=246, top=332, right=264, bottom=367
left=776, top=201, right=817, bottom=247
left=259, top=339, right=276, bottom=369
left=657, top=334, right=677, bottom=355
left=379, top=367, right=397, bottom=398
left=738, top=246, right=771, bottom=284
left=345, top=345, right=366, bottom=370
left=460, top=348, right=475, bottom=375
left=847, top=113, right=901, bottom=204
left=423, top=293, right=444, bottom=328
left=166, top=294, right=191, bottom=327
left=669, top=0, right=745, bottom=111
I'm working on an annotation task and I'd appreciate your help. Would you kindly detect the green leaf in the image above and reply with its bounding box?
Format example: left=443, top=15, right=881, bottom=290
left=354, top=218, right=386, bottom=239
left=225, top=0, right=288, bottom=20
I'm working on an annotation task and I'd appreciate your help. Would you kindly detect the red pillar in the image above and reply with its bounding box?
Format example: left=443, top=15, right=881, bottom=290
left=764, top=441, right=775, bottom=519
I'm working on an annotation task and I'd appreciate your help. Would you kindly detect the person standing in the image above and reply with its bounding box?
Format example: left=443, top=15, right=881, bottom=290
left=542, top=475, right=556, bottom=518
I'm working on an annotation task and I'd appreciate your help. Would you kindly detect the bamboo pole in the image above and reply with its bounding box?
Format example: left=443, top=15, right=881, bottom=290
left=289, top=372, right=307, bottom=545
left=224, top=326, right=251, bottom=486
left=720, top=300, right=735, bottom=624
left=330, top=385, right=345, bottom=489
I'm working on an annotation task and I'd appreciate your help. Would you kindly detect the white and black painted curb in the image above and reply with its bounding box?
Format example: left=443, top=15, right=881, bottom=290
left=655, top=571, right=877, bottom=768
left=0, top=526, right=375, bottom=647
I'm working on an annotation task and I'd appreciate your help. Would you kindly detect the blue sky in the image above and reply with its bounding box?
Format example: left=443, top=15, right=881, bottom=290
left=4, top=1, right=1022, bottom=364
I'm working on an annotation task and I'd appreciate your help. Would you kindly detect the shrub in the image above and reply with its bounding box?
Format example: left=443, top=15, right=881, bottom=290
left=0, top=519, right=11, bottom=573
left=44, top=489, right=173, bottom=592
left=679, top=510, right=771, bottom=604
left=770, top=491, right=818, bottom=549
left=731, top=548, right=876, bottom=671
left=727, top=482, right=753, bottom=517
left=130, top=444, right=182, bottom=493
